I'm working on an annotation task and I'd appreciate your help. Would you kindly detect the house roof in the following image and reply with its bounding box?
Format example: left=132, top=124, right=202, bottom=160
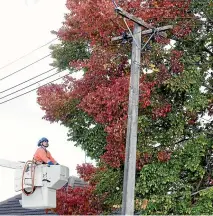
left=0, top=194, right=55, bottom=215
left=0, top=176, right=87, bottom=215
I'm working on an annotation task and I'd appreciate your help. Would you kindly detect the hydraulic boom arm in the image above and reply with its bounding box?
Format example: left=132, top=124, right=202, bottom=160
left=0, top=159, right=24, bottom=169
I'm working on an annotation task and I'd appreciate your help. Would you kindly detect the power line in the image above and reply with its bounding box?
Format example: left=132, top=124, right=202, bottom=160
left=0, top=54, right=52, bottom=81
left=0, top=38, right=57, bottom=71
left=0, top=67, right=57, bottom=93
left=0, top=69, right=64, bottom=100
left=0, top=72, right=69, bottom=105
left=112, top=0, right=118, bottom=8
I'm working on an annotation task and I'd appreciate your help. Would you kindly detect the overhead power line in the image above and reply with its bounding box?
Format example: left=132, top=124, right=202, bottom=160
left=112, top=0, right=118, bottom=8
left=0, top=72, right=69, bottom=105
left=0, top=67, right=57, bottom=93
left=0, top=38, right=57, bottom=71
left=0, top=68, right=64, bottom=99
left=0, top=54, right=51, bottom=81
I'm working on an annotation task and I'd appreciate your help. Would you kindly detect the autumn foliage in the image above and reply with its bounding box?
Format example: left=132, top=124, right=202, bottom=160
left=36, top=0, right=209, bottom=214
left=51, top=164, right=106, bottom=215
left=58, top=0, right=192, bottom=44
left=38, top=0, right=191, bottom=168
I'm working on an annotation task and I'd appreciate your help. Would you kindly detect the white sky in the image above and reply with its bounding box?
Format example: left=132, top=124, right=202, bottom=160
left=0, top=0, right=91, bottom=202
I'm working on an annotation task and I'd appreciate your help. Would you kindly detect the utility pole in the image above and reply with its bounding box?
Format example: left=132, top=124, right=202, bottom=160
left=121, top=23, right=141, bottom=215
left=112, top=7, right=173, bottom=215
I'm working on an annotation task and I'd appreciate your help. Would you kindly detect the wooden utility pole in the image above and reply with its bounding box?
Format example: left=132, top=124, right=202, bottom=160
left=112, top=7, right=173, bottom=216
left=121, top=23, right=141, bottom=215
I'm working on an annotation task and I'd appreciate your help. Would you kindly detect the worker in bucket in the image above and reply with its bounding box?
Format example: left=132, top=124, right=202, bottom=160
left=33, top=137, right=59, bottom=165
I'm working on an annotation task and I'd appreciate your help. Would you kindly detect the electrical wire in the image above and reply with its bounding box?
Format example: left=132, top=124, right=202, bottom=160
left=0, top=54, right=52, bottom=81
left=1, top=2, right=207, bottom=105
left=0, top=67, right=57, bottom=93
left=0, top=69, right=63, bottom=99
left=0, top=38, right=57, bottom=71
left=123, top=18, right=141, bottom=49
left=123, top=18, right=158, bottom=51
left=141, top=28, right=157, bottom=51
left=0, top=73, right=69, bottom=105
left=112, top=0, right=118, bottom=8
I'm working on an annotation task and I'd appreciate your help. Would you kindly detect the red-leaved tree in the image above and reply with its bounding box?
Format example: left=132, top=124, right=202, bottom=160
left=38, top=0, right=195, bottom=214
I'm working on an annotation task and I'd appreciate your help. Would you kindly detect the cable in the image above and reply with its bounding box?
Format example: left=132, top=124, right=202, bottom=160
left=0, top=54, right=51, bottom=81
left=0, top=69, right=63, bottom=99
left=141, top=28, right=157, bottom=51
left=112, top=0, right=118, bottom=8
left=0, top=67, right=57, bottom=93
left=123, top=18, right=141, bottom=49
left=21, top=160, right=36, bottom=196
left=0, top=73, right=69, bottom=105
left=1, top=3, right=206, bottom=105
left=123, top=18, right=158, bottom=51
left=0, top=38, right=57, bottom=71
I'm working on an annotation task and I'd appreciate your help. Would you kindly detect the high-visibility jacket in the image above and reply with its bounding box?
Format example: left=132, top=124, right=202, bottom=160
left=33, top=147, right=57, bottom=164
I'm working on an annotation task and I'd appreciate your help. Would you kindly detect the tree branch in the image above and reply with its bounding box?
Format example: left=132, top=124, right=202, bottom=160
left=173, top=137, right=190, bottom=145
left=191, top=186, right=213, bottom=196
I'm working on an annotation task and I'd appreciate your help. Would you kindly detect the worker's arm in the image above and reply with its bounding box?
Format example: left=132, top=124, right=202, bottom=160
left=48, top=151, right=58, bottom=165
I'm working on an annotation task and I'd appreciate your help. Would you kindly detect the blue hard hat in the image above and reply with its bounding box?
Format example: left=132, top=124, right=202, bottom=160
left=38, top=137, right=49, bottom=146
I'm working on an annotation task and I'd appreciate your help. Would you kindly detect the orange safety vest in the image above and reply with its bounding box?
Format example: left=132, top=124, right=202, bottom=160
left=33, top=147, right=57, bottom=164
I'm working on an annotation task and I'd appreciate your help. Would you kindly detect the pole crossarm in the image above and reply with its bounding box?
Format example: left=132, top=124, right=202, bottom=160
left=115, top=7, right=173, bottom=38
left=115, top=7, right=153, bottom=28
left=111, top=25, right=173, bottom=42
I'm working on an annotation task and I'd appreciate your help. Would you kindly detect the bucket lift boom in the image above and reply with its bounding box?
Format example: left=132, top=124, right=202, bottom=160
left=0, top=159, right=24, bottom=169
left=0, top=159, right=69, bottom=209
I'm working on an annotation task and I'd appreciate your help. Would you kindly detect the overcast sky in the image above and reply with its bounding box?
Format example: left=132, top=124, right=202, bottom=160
left=0, top=0, right=90, bottom=202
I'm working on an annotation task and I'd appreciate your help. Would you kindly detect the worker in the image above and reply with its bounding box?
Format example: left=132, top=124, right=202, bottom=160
left=33, top=137, right=59, bottom=165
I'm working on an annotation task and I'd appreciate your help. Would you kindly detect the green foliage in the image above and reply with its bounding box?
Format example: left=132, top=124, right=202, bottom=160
left=191, top=187, right=213, bottom=214
left=65, top=109, right=107, bottom=160
left=49, top=40, right=90, bottom=71
left=94, top=167, right=123, bottom=207
left=135, top=135, right=211, bottom=214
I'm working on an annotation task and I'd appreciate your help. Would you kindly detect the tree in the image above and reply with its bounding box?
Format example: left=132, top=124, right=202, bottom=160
left=38, top=0, right=213, bottom=214
left=49, top=38, right=90, bottom=72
